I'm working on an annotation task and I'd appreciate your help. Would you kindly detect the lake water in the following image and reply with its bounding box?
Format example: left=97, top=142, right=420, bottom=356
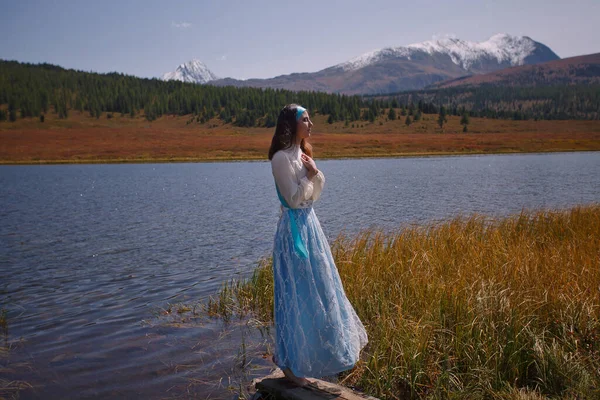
left=1, top=152, right=599, bottom=399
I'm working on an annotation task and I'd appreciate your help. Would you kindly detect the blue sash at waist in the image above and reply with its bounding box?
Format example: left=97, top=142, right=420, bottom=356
left=276, top=186, right=309, bottom=259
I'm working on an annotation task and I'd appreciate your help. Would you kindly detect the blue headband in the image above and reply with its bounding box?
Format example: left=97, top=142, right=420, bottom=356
left=296, top=106, right=306, bottom=121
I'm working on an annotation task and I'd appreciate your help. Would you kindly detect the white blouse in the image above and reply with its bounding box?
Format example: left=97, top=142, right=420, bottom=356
left=271, top=145, right=325, bottom=209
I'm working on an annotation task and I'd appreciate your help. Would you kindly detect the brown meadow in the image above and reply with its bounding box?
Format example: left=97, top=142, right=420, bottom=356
left=1, top=111, right=599, bottom=163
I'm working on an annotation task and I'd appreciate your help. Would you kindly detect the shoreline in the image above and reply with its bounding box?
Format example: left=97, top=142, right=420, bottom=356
left=2, top=114, right=600, bottom=166
left=2, top=148, right=599, bottom=166
left=205, top=204, right=600, bottom=399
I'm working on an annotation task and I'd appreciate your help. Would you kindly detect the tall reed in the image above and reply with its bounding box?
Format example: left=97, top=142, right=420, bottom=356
left=208, top=205, right=600, bottom=399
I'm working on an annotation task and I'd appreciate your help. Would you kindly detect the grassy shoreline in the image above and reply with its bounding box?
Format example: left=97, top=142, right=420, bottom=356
left=1, top=148, right=600, bottom=166
left=2, top=112, right=600, bottom=165
left=205, top=205, right=600, bottom=399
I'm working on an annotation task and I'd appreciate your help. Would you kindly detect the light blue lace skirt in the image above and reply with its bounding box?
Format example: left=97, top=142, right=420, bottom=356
left=272, top=207, right=368, bottom=378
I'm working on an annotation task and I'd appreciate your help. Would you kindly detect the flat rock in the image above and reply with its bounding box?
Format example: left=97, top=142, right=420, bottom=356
left=253, top=368, right=379, bottom=400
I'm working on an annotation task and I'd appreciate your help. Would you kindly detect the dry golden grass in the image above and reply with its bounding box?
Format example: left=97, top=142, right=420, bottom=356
left=1, top=111, right=599, bottom=163
left=208, top=205, right=600, bottom=399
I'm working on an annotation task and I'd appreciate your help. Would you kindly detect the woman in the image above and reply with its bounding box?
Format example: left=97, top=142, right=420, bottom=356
left=268, top=104, right=368, bottom=386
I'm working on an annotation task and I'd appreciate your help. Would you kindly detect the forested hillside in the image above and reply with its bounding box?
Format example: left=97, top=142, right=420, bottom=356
left=1, top=60, right=599, bottom=126
left=375, top=84, right=600, bottom=121
left=0, top=60, right=365, bottom=126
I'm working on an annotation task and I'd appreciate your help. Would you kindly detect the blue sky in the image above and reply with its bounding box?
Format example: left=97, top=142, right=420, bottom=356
left=1, top=0, right=598, bottom=80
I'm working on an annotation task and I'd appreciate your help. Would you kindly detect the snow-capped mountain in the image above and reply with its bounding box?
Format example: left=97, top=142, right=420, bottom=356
left=335, top=34, right=558, bottom=74
left=161, top=59, right=218, bottom=84
left=433, top=53, right=600, bottom=89
left=189, top=34, right=560, bottom=94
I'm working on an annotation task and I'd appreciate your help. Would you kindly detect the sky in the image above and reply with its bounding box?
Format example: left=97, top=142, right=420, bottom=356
left=1, top=0, right=598, bottom=80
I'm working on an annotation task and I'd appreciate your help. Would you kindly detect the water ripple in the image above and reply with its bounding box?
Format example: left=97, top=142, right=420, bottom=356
left=1, top=152, right=600, bottom=398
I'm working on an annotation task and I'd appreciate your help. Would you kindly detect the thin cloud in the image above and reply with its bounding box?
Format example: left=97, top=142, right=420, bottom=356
left=172, top=21, right=193, bottom=29
left=218, top=55, right=227, bottom=61
left=432, top=33, right=458, bottom=41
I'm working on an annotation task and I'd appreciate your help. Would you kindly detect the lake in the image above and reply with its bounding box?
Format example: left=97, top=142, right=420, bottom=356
left=1, top=152, right=599, bottom=398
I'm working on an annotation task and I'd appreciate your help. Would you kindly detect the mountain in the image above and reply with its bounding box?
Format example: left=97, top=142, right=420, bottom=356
left=204, top=34, right=560, bottom=94
left=161, top=59, right=218, bottom=84
left=335, top=34, right=557, bottom=74
left=430, top=53, right=600, bottom=88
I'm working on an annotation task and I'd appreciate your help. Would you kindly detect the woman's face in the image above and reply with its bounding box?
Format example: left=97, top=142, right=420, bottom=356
left=296, top=111, right=313, bottom=141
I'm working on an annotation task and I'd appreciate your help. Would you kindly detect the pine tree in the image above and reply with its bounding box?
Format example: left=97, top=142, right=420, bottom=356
left=460, top=111, right=469, bottom=132
left=9, top=109, right=17, bottom=122
left=438, top=106, right=447, bottom=130
left=405, top=115, right=412, bottom=126
left=368, top=109, right=376, bottom=123
left=388, top=108, right=397, bottom=121
left=57, top=100, right=68, bottom=119
left=460, top=112, right=470, bottom=126
left=41, top=91, right=49, bottom=113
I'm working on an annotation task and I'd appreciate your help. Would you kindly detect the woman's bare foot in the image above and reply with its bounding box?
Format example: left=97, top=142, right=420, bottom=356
left=282, top=367, right=310, bottom=387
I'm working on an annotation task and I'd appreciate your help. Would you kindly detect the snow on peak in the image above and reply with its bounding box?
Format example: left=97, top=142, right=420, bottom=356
left=336, top=47, right=414, bottom=72
left=161, top=59, right=219, bottom=84
left=336, top=34, right=540, bottom=72
left=479, top=34, right=537, bottom=65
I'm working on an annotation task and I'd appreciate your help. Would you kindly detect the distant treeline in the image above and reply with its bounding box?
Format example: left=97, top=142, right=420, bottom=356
left=1, top=60, right=599, bottom=126
left=373, top=84, right=600, bottom=121
left=0, top=60, right=366, bottom=126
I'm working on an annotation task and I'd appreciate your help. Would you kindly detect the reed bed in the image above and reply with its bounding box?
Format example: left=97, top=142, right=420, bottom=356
left=207, top=205, right=600, bottom=399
